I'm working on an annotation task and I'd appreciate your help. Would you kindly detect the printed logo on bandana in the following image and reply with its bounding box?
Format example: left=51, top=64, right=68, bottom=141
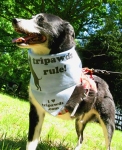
left=28, top=47, right=82, bottom=116
left=42, top=99, right=64, bottom=112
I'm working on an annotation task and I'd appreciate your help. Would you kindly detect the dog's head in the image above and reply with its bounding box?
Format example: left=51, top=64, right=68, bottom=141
left=12, top=13, right=75, bottom=54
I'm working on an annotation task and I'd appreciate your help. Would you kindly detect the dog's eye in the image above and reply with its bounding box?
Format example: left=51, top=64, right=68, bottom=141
left=36, top=15, right=44, bottom=22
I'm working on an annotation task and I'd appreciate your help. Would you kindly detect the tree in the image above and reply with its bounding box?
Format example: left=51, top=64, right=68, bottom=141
left=78, top=33, right=122, bottom=109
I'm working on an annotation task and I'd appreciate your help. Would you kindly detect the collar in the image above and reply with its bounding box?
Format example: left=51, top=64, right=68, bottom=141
left=28, top=47, right=82, bottom=116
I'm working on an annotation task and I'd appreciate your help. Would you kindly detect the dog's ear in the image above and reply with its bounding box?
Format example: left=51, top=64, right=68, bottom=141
left=63, top=22, right=75, bottom=38
left=49, top=21, right=75, bottom=54
left=58, top=22, right=75, bottom=51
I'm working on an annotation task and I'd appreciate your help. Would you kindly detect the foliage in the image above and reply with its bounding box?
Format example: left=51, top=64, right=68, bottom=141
left=78, top=33, right=122, bottom=108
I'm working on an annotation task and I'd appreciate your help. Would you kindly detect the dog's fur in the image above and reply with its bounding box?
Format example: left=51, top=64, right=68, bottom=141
left=12, top=13, right=115, bottom=150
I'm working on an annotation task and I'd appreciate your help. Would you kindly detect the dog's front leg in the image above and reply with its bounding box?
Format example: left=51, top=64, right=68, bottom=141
left=26, top=100, right=45, bottom=150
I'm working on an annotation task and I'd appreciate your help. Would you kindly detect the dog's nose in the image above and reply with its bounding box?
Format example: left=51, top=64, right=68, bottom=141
left=12, top=18, right=18, bottom=24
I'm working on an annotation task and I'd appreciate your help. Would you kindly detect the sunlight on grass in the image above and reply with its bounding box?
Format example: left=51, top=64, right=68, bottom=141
left=0, top=93, right=122, bottom=150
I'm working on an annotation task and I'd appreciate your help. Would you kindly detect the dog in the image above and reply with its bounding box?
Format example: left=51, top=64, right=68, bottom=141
left=12, top=13, right=115, bottom=150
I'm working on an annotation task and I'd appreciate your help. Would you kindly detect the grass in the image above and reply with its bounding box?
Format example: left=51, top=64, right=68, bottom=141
left=0, top=93, right=122, bottom=150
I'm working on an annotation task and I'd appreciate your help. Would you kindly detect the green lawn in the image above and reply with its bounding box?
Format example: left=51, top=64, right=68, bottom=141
left=0, top=93, right=122, bottom=150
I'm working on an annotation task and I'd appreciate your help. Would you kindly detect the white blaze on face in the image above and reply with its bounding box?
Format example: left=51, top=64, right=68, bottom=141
left=17, top=18, right=39, bottom=33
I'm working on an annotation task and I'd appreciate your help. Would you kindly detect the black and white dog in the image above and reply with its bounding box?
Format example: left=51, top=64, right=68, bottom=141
left=12, top=13, right=115, bottom=150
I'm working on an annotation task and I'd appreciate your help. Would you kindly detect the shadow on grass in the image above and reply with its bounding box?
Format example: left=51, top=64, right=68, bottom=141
left=0, top=139, right=71, bottom=150
left=37, top=140, right=73, bottom=150
left=0, top=138, right=26, bottom=150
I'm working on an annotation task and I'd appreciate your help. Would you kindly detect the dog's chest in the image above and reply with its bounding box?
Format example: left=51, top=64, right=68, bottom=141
left=28, top=48, right=82, bottom=116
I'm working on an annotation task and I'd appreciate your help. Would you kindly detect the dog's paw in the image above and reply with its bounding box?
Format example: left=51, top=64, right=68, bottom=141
left=74, top=144, right=82, bottom=150
left=26, top=140, right=38, bottom=150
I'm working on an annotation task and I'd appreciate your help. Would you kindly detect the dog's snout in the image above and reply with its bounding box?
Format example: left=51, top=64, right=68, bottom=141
left=12, top=18, right=18, bottom=24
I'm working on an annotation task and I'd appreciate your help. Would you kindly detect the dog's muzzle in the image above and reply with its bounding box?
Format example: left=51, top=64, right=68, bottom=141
left=12, top=18, right=47, bottom=45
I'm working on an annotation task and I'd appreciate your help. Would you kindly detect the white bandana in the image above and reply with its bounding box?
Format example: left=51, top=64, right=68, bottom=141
left=28, top=47, right=82, bottom=116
